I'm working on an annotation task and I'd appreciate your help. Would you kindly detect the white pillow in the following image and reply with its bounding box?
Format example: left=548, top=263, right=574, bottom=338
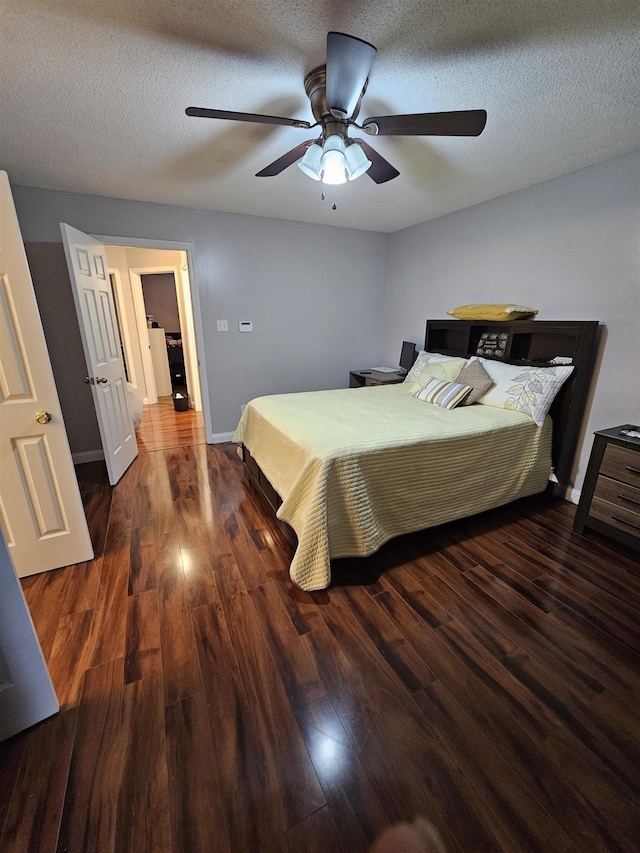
left=404, top=351, right=467, bottom=384
left=476, top=359, right=574, bottom=427
left=407, top=358, right=467, bottom=394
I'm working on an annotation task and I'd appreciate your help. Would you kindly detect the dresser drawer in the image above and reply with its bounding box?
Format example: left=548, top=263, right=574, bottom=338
left=593, top=474, right=640, bottom=514
left=242, top=446, right=282, bottom=512
left=600, top=443, right=640, bottom=488
left=590, top=496, right=640, bottom=540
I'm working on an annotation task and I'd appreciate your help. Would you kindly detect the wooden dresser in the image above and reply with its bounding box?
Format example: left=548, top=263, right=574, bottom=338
left=573, top=425, right=640, bottom=550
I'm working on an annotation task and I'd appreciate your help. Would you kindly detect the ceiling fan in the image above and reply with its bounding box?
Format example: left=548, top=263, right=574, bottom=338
left=186, top=32, right=487, bottom=186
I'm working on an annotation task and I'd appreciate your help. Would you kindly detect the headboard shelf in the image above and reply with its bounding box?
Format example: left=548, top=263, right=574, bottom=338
left=425, top=319, right=599, bottom=495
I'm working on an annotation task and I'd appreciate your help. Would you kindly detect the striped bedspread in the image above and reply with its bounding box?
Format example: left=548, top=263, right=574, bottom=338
left=233, top=384, right=552, bottom=591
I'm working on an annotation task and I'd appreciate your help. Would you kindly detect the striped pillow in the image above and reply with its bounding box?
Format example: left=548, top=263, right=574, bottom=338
left=412, top=377, right=472, bottom=409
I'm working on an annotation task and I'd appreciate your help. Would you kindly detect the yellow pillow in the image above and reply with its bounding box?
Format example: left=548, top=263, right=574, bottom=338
left=408, top=358, right=466, bottom=394
left=446, top=304, right=538, bottom=321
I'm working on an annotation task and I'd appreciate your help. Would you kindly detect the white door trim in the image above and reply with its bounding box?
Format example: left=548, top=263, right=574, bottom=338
left=176, top=263, right=202, bottom=412
left=108, top=267, right=142, bottom=393
left=128, top=264, right=202, bottom=412
left=127, top=267, right=158, bottom=405
left=92, top=236, right=212, bottom=443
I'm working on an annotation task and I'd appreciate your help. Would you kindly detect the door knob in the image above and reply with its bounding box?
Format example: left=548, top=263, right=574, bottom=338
left=96, top=377, right=108, bottom=384
left=35, top=411, right=52, bottom=424
left=83, top=377, right=94, bottom=384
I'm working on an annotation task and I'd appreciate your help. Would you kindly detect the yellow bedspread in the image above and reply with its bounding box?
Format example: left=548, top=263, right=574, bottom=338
left=233, top=384, right=552, bottom=591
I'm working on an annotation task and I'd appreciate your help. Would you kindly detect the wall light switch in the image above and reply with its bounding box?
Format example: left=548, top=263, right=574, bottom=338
left=239, top=321, right=253, bottom=333
left=216, top=320, right=228, bottom=332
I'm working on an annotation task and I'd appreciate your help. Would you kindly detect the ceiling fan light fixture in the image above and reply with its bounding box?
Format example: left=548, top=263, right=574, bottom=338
left=298, top=142, right=323, bottom=180
left=188, top=32, right=487, bottom=189
left=345, top=142, right=372, bottom=180
left=320, top=135, right=348, bottom=185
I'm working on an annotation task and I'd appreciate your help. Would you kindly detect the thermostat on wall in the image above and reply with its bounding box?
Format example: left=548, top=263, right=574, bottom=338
left=239, top=321, right=253, bottom=333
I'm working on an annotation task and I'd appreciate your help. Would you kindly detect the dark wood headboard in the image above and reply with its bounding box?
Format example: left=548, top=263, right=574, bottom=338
left=424, top=319, right=599, bottom=495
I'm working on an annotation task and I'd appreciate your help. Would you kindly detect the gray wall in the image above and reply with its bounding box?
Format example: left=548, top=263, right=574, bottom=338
left=14, top=150, right=639, bottom=491
left=381, top=149, right=640, bottom=492
left=24, top=241, right=102, bottom=454
left=141, top=273, right=181, bottom=332
left=14, top=186, right=390, bottom=446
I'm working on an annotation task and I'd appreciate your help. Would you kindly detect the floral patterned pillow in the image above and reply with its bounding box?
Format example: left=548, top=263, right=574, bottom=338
left=475, top=358, right=574, bottom=427
left=404, top=351, right=468, bottom=384
left=407, top=359, right=467, bottom=395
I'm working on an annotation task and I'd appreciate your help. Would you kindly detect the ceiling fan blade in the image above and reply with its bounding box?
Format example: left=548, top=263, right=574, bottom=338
left=362, top=110, right=487, bottom=137
left=255, top=140, right=316, bottom=177
left=356, top=140, right=400, bottom=184
left=186, top=107, right=311, bottom=129
left=326, top=32, right=377, bottom=119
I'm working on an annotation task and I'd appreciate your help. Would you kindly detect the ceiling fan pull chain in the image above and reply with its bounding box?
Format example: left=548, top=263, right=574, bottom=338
left=332, top=202, right=337, bottom=210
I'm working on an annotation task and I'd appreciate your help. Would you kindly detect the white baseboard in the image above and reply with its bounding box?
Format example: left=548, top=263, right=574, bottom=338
left=210, top=432, right=235, bottom=444
left=72, top=449, right=105, bottom=464
left=549, top=471, right=580, bottom=504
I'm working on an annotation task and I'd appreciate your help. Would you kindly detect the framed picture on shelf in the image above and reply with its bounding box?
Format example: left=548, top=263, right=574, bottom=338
left=476, top=331, right=509, bottom=358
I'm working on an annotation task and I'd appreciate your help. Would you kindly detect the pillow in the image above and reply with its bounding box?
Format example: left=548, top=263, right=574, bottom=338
left=475, top=358, right=574, bottom=427
left=454, top=360, right=494, bottom=405
left=407, top=358, right=467, bottom=394
left=404, top=351, right=467, bottom=384
left=475, top=331, right=509, bottom=358
left=446, top=304, right=538, bottom=321
left=413, top=377, right=473, bottom=409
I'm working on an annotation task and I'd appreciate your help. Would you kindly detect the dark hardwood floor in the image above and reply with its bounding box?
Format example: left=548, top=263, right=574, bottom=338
left=1, top=442, right=639, bottom=853
left=136, top=396, right=206, bottom=453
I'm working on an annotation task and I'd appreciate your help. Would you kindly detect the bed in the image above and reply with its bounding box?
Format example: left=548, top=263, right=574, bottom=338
left=234, top=319, right=599, bottom=591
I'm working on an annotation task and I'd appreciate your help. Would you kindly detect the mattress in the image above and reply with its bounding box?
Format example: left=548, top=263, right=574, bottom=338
left=233, top=383, right=552, bottom=591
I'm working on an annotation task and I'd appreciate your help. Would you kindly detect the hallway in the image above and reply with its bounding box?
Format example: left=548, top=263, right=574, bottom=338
left=135, top=396, right=206, bottom=453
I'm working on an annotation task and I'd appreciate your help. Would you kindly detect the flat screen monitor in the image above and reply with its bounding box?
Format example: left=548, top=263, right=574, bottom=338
left=400, top=341, right=418, bottom=373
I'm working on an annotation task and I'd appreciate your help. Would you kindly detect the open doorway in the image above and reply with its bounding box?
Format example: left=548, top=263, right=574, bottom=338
left=100, top=240, right=209, bottom=452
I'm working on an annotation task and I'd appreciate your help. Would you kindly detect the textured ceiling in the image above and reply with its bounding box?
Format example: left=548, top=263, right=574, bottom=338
left=2, top=1, right=639, bottom=232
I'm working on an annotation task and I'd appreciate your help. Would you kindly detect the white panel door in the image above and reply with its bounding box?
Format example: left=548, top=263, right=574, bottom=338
left=0, top=526, right=58, bottom=740
left=0, top=172, right=94, bottom=577
left=61, top=224, right=137, bottom=485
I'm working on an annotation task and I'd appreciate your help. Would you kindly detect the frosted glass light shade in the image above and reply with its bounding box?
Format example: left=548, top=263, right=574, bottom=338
left=320, top=135, right=348, bottom=185
left=321, top=150, right=348, bottom=184
left=345, top=143, right=372, bottom=180
left=298, top=143, right=323, bottom=180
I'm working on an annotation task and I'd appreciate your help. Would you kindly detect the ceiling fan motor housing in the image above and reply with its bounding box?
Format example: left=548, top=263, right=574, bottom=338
left=304, top=65, right=366, bottom=129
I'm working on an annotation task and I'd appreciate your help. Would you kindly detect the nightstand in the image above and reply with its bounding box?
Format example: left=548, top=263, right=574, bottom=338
left=349, top=369, right=405, bottom=388
left=573, top=425, right=640, bottom=550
